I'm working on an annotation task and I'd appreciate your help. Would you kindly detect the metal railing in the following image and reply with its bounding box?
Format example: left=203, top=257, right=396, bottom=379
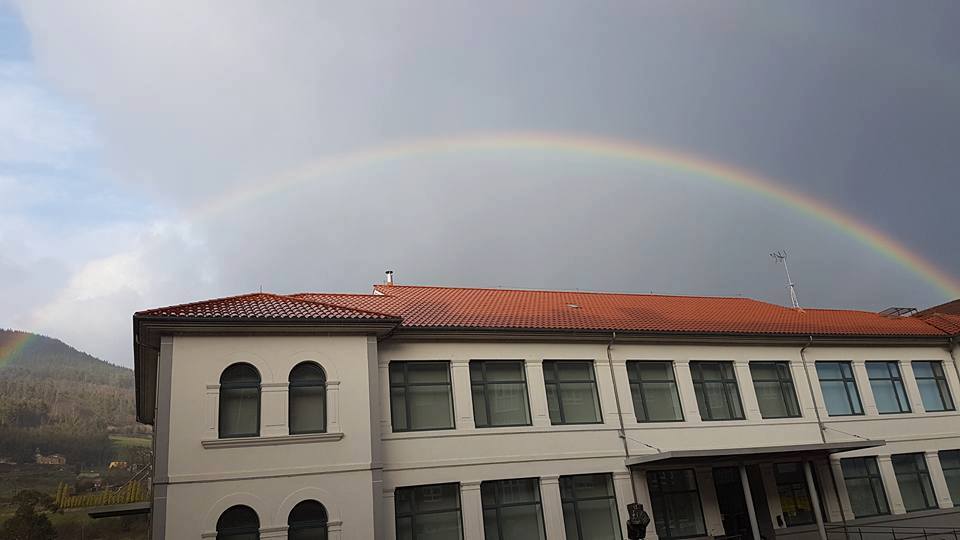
left=826, top=524, right=960, bottom=540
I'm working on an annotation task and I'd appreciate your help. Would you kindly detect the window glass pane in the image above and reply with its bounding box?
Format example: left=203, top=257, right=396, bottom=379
left=483, top=510, right=499, bottom=540
left=396, top=484, right=463, bottom=540
left=391, top=387, right=408, bottom=431
left=643, top=382, right=683, bottom=421
left=893, top=454, right=936, bottom=512
left=663, top=492, right=705, bottom=538
left=483, top=362, right=525, bottom=382
left=289, top=385, right=326, bottom=434
left=407, top=385, right=454, bottom=430
left=697, top=363, right=723, bottom=381
left=290, top=362, right=325, bottom=383
left=575, top=499, right=621, bottom=540
left=647, top=470, right=705, bottom=540
left=816, top=363, right=841, bottom=379
left=414, top=511, right=462, bottom=539
left=558, top=383, right=601, bottom=423
left=220, top=387, right=259, bottom=437
left=841, top=458, right=888, bottom=518
left=546, top=385, right=561, bottom=423
left=487, top=383, right=529, bottom=426
left=560, top=474, right=622, bottom=540
left=472, top=385, right=489, bottom=427
left=754, top=381, right=787, bottom=418
left=775, top=463, right=813, bottom=526
left=866, top=362, right=889, bottom=378
left=407, top=363, right=450, bottom=383
left=750, top=363, right=779, bottom=380
left=556, top=362, right=595, bottom=381
left=221, top=363, right=260, bottom=384
left=396, top=517, right=413, bottom=540
left=636, top=362, right=674, bottom=380
left=703, top=382, right=730, bottom=419
left=941, top=451, right=960, bottom=506
left=820, top=381, right=851, bottom=415
left=497, top=505, right=545, bottom=540
left=414, top=484, right=460, bottom=512
left=726, top=384, right=744, bottom=418
left=871, top=380, right=902, bottom=413
left=562, top=503, right=578, bottom=540
left=913, top=362, right=934, bottom=378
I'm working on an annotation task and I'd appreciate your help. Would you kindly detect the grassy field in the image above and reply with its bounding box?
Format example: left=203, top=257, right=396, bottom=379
left=108, top=435, right=151, bottom=449
left=0, top=463, right=75, bottom=500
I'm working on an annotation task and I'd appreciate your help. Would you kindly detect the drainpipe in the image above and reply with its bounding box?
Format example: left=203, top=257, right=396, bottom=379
left=800, top=335, right=851, bottom=535
left=607, top=332, right=639, bottom=502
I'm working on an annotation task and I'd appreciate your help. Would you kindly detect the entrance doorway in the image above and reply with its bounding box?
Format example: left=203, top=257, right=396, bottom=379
left=713, top=466, right=774, bottom=540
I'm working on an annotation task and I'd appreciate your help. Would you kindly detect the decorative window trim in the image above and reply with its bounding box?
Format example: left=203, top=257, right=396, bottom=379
left=202, top=431, right=344, bottom=449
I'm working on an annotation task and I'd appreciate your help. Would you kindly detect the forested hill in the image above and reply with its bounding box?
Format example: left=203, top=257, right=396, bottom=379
left=0, top=329, right=137, bottom=464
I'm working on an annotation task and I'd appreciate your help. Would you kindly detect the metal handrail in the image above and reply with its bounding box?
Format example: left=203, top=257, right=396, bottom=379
left=825, top=523, right=960, bottom=540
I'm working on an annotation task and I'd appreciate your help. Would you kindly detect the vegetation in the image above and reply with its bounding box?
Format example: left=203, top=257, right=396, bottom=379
left=0, top=330, right=149, bottom=539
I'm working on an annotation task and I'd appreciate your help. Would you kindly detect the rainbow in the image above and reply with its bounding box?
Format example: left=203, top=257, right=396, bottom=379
left=0, top=330, right=36, bottom=367
left=191, top=132, right=960, bottom=298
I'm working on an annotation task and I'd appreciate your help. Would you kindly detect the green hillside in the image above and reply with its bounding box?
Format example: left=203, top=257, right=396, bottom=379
left=0, top=329, right=139, bottom=466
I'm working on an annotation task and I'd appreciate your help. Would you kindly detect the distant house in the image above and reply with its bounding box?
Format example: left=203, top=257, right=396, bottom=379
left=34, top=453, right=66, bottom=465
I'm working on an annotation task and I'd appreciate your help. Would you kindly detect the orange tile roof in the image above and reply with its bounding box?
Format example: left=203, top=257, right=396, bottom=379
left=919, top=313, right=960, bottom=335
left=136, top=292, right=395, bottom=320
left=289, top=285, right=952, bottom=337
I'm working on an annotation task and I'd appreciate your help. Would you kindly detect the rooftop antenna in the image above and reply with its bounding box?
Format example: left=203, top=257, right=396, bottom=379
left=770, top=250, right=801, bottom=309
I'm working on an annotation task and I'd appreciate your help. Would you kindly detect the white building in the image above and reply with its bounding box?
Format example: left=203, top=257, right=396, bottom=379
left=133, top=283, right=960, bottom=540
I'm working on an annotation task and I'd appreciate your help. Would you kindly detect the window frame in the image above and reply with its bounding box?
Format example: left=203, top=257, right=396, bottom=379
left=749, top=361, right=802, bottom=419
left=866, top=361, right=911, bottom=414
left=891, top=453, right=938, bottom=512
left=840, top=457, right=889, bottom=518
left=938, top=450, right=960, bottom=506
left=480, top=478, right=546, bottom=540
left=690, top=361, right=745, bottom=421
left=218, top=363, right=262, bottom=439
left=288, top=361, right=327, bottom=435
left=912, top=361, right=955, bottom=412
left=287, top=500, right=328, bottom=539
left=470, top=360, right=533, bottom=428
left=815, top=361, right=864, bottom=417
left=216, top=505, right=260, bottom=539
left=542, top=360, right=603, bottom=425
left=394, top=483, right=464, bottom=540
left=626, top=361, right=684, bottom=423
left=646, top=469, right=706, bottom=540
left=559, top=473, right=623, bottom=540
left=389, top=361, right=456, bottom=433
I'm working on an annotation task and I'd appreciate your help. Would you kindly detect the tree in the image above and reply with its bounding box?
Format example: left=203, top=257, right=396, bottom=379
left=1, top=490, right=58, bottom=540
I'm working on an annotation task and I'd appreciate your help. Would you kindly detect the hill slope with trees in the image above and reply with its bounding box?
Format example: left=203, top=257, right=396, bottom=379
left=0, top=329, right=138, bottom=466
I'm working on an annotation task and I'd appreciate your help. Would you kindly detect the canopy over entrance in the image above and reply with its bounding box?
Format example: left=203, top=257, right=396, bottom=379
left=625, top=440, right=885, bottom=468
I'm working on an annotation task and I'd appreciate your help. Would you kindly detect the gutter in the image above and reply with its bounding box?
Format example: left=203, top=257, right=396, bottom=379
left=606, top=332, right=640, bottom=503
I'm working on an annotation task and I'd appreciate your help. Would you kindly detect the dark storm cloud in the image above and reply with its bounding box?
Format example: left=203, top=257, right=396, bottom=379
left=7, top=0, right=960, bottom=365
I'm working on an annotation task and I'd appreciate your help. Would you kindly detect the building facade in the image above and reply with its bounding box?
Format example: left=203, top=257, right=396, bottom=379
left=133, top=284, right=960, bottom=539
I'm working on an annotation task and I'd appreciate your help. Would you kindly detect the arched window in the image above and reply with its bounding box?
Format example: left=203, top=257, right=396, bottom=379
left=217, top=505, right=259, bottom=540
left=289, top=362, right=327, bottom=435
left=288, top=500, right=328, bottom=540
left=219, top=363, right=261, bottom=438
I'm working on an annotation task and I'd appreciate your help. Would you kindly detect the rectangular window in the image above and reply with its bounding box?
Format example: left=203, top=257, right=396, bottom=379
left=774, top=463, right=814, bottom=526
left=892, top=453, right=937, bottom=512
left=690, top=361, right=744, bottom=421
left=867, top=362, right=911, bottom=414
left=939, top=450, right=960, bottom=506
left=647, top=469, right=706, bottom=540
left=749, top=362, right=801, bottom=419
left=543, top=361, right=602, bottom=425
left=559, top=474, right=622, bottom=540
left=626, top=361, right=683, bottom=422
left=481, top=478, right=546, bottom=540
left=471, top=361, right=532, bottom=428
left=815, top=362, right=863, bottom=416
left=913, top=361, right=955, bottom=412
left=841, top=457, right=889, bottom=518
left=390, top=362, right=455, bottom=432
left=395, top=483, right=463, bottom=540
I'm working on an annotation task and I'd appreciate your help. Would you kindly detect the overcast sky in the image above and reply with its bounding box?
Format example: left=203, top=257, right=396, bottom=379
left=2, top=1, right=959, bottom=367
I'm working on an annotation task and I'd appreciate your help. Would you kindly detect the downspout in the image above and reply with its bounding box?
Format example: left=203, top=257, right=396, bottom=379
left=607, top=332, right=639, bottom=502
left=800, top=335, right=851, bottom=532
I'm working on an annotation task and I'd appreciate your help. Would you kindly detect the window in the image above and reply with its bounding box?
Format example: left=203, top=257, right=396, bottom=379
left=815, top=362, right=863, bottom=416
left=395, top=483, right=463, bottom=540
left=217, top=505, right=259, bottom=540
left=750, top=362, right=801, bottom=419
left=288, top=500, right=328, bottom=540
left=390, top=362, right=455, bottom=432
left=690, top=361, right=744, bottom=421
left=559, top=474, right=622, bottom=540
left=481, top=478, right=546, bottom=540
left=841, top=457, right=889, bottom=518
left=867, top=362, right=911, bottom=414
left=647, top=469, right=705, bottom=540
left=892, top=453, right=937, bottom=512
left=939, top=450, right=960, bottom=506
left=471, top=361, right=532, bottom=428
left=543, top=361, right=602, bottom=425
left=219, top=363, right=261, bottom=438
left=289, top=362, right=326, bottom=435
left=913, top=361, right=955, bottom=412
left=626, top=361, right=683, bottom=422
left=774, top=463, right=814, bottom=526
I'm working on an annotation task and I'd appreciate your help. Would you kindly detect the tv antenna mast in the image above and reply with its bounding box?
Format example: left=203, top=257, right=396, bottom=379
left=770, top=250, right=801, bottom=309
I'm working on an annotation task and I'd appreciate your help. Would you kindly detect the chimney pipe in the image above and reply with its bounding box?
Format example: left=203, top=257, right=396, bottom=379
left=385, top=270, right=394, bottom=285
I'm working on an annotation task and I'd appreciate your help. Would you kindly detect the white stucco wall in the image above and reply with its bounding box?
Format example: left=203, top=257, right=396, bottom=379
left=153, top=334, right=960, bottom=539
